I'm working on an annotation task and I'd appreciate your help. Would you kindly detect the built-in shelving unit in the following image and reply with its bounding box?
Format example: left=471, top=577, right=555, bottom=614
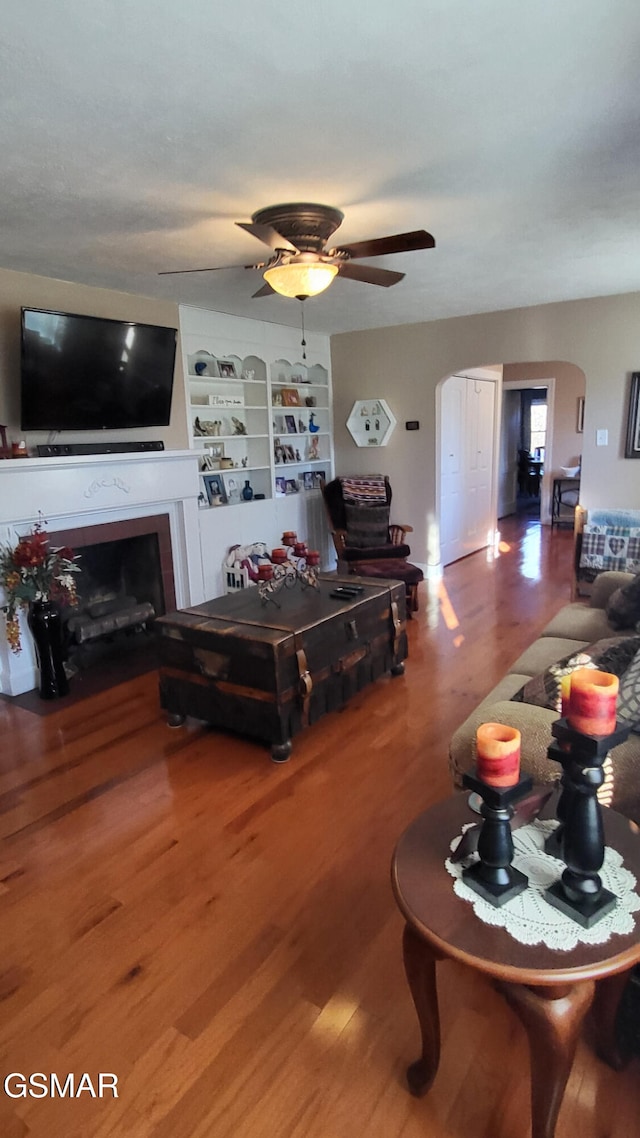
left=179, top=304, right=335, bottom=597
left=182, top=332, right=333, bottom=509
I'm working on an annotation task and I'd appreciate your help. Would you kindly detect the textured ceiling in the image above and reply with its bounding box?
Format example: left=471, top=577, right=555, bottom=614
left=2, top=1, right=640, bottom=334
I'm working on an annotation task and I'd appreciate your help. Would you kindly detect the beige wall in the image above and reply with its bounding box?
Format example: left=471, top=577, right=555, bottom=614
left=0, top=266, right=187, bottom=450
left=331, top=291, right=640, bottom=569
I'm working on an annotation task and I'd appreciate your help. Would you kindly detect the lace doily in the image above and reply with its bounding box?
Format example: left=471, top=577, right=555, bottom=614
left=445, top=820, right=640, bottom=951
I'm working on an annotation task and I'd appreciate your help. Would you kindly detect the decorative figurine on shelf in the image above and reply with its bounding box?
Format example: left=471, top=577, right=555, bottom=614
left=241, top=457, right=248, bottom=467
left=298, top=418, right=306, bottom=433
left=308, top=412, right=320, bottom=433
left=232, top=416, right=247, bottom=436
left=308, top=436, right=320, bottom=460
left=242, top=480, right=254, bottom=501
left=194, top=417, right=222, bottom=437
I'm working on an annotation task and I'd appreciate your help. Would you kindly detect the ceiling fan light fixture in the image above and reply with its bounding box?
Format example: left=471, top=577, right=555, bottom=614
left=263, top=261, right=338, bottom=298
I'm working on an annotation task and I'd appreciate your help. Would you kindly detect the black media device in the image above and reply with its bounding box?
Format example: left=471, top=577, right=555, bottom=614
left=20, top=307, right=177, bottom=431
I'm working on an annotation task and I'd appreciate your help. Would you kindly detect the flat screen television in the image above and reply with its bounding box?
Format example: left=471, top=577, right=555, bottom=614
left=20, top=308, right=178, bottom=431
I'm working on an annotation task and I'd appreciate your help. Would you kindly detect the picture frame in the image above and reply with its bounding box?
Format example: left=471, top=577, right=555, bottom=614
left=281, top=387, right=301, bottom=407
left=222, top=473, right=241, bottom=504
left=625, top=372, right=640, bottom=458
left=285, top=478, right=299, bottom=494
left=302, top=471, right=314, bottom=490
left=203, top=472, right=226, bottom=506
left=201, top=454, right=221, bottom=471
left=313, top=470, right=326, bottom=489
left=285, top=414, right=297, bottom=434
left=283, top=444, right=296, bottom=462
left=275, top=476, right=286, bottom=496
left=217, top=359, right=237, bottom=378
left=577, top=396, right=585, bottom=434
left=204, top=441, right=225, bottom=459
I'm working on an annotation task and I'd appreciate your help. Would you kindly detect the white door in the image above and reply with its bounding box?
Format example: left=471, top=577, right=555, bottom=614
left=439, top=374, right=497, bottom=566
left=464, top=379, right=495, bottom=556
left=439, top=374, right=467, bottom=566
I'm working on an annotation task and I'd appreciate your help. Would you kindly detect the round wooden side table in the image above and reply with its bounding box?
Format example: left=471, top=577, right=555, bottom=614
left=391, top=794, right=640, bottom=1138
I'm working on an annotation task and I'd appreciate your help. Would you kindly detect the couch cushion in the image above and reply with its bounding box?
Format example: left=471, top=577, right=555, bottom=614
left=508, top=636, right=591, bottom=677
left=476, top=673, right=533, bottom=710
left=449, top=700, right=560, bottom=790
left=512, top=636, right=640, bottom=712
left=540, top=603, right=627, bottom=643
left=606, top=571, right=640, bottom=630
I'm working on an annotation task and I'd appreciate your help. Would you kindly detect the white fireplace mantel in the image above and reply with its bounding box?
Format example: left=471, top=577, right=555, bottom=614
left=0, top=450, right=204, bottom=695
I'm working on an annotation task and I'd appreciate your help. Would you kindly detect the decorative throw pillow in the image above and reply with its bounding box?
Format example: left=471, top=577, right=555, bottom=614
left=606, top=572, right=640, bottom=630
left=511, top=636, right=640, bottom=712
left=618, top=648, right=640, bottom=732
left=344, top=503, right=390, bottom=548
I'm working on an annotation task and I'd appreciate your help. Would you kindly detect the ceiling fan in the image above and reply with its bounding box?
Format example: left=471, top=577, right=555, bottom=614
left=159, top=202, right=435, bottom=299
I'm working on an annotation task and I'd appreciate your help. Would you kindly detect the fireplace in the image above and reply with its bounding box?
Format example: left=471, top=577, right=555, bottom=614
left=49, top=515, right=176, bottom=667
left=0, top=449, right=204, bottom=696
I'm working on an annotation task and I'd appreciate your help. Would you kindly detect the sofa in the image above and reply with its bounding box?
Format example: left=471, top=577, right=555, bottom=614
left=449, top=571, right=640, bottom=823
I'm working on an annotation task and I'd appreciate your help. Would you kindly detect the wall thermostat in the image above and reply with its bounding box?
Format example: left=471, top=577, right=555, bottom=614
left=405, top=420, right=420, bottom=431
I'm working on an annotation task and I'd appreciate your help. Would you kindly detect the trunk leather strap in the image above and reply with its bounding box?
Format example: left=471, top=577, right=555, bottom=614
left=391, top=599, right=402, bottom=659
left=294, top=634, right=313, bottom=727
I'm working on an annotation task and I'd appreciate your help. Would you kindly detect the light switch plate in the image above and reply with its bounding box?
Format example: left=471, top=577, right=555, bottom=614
left=596, top=429, right=608, bottom=446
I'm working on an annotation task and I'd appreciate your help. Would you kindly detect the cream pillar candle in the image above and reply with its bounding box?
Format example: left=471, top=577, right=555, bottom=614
left=475, top=723, right=521, bottom=787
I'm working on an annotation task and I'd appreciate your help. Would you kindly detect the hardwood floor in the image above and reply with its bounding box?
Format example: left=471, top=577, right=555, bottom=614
left=1, top=516, right=638, bottom=1138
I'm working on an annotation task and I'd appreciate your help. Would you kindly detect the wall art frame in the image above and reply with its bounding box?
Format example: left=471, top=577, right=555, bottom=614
left=625, top=372, right=640, bottom=458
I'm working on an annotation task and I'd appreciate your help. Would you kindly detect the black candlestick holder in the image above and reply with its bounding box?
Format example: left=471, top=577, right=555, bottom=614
left=545, top=717, right=630, bottom=928
left=461, top=769, right=533, bottom=906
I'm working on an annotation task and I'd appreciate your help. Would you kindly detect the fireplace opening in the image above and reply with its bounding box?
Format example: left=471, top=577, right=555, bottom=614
left=50, top=514, right=176, bottom=676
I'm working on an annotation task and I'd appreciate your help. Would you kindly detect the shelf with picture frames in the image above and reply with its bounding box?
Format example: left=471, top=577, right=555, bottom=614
left=181, top=330, right=333, bottom=509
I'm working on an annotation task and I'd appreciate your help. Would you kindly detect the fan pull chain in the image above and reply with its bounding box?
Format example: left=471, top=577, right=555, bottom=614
left=299, top=298, right=307, bottom=360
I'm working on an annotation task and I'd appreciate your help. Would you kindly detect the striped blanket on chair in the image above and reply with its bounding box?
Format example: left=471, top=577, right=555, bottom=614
left=339, top=475, right=387, bottom=505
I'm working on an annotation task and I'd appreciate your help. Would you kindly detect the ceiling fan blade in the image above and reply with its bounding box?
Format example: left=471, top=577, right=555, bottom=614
left=334, top=230, right=435, bottom=260
left=252, top=281, right=275, bottom=298
left=158, top=264, right=249, bottom=276
left=236, top=221, right=299, bottom=253
left=337, top=262, right=405, bottom=287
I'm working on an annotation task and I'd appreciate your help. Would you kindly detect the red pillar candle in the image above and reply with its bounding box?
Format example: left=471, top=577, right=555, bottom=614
left=282, top=531, right=297, bottom=545
left=271, top=547, right=288, bottom=563
left=257, top=563, right=274, bottom=580
left=567, top=667, right=619, bottom=736
left=475, top=723, right=521, bottom=787
left=306, top=550, right=320, bottom=566
left=293, top=542, right=307, bottom=556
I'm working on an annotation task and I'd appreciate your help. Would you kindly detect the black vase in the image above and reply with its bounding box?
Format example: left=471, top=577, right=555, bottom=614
left=28, top=599, right=69, bottom=700
left=242, top=479, right=254, bottom=501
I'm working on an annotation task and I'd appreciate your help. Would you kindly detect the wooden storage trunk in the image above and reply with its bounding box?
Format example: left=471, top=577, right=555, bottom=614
left=156, top=574, right=407, bottom=760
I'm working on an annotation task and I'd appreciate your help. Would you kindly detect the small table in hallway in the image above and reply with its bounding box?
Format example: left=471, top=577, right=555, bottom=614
left=391, top=794, right=640, bottom=1138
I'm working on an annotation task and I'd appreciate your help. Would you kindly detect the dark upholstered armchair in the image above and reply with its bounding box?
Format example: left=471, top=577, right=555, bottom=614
left=321, top=475, right=423, bottom=612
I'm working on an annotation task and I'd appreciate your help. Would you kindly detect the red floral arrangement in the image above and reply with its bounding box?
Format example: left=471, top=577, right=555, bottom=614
left=0, top=520, right=81, bottom=653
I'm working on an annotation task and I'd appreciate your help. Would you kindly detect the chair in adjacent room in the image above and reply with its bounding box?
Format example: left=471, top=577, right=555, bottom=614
left=321, top=474, right=423, bottom=613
